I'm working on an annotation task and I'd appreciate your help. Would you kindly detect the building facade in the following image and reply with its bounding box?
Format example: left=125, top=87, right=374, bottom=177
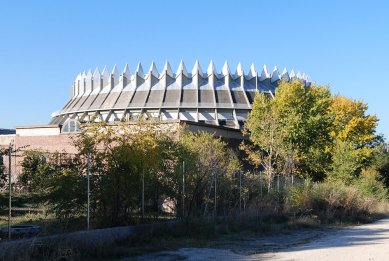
left=1, top=61, right=309, bottom=180
left=51, top=61, right=309, bottom=133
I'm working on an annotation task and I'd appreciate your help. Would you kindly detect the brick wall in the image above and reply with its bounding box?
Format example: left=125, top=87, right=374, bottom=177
left=1, top=134, right=78, bottom=184
left=14, top=133, right=78, bottom=154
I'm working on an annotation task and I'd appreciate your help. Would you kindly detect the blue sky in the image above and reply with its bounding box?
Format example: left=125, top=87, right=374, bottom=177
left=1, top=1, right=388, bottom=138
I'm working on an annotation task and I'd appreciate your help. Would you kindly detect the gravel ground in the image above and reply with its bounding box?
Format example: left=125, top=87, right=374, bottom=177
left=127, top=218, right=389, bottom=261
left=260, top=218, right=389, bottom=261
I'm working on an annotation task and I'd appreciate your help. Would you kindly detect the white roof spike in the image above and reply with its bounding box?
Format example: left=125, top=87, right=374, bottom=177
left=176, top=60, right=188, bottom=76
left=162, top=61, right=174, bottom=77
left=247, top=63, right=257, bottom=79
left=192, top=60, right=204, bottom=77
left=122, top=64, right=131, bottom=78
left=207, top=60, right=217, bottom=76
left=93, top=67, right=100, bottom=77
left=86, top=69, right=93, bottom=77
left=290, top=69, right=296, bottom=78
left=281, top=67, right=290, bottom=81
left=149, top=61, right=159, bottom=77
left=260, top=64, right=270, bottom=81
left=75, top=72, right=82, bottom=81
left=222, top=61, right=230, bottom=76
left=135, top=63, right=144, bottom=77
left=236, top=62, right=244, bottom=76
left=296, top=71, right=302, bottom=79
left=101, top=66, right=110, bottom=79
left=111, top=64, right=119, bottom=77
left=271, top=66, right=280, bottom=83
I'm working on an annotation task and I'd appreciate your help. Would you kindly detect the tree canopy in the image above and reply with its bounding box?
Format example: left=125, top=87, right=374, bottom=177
left=243, top=80, right=379, bottom=181
left=243, top=80, right=333, bottom=180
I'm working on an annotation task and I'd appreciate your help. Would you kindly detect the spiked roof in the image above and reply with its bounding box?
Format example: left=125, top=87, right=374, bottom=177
left=51, top=61, right=310, bottom=130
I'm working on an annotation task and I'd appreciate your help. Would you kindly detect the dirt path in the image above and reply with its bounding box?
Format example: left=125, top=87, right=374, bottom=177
left=260, top=218, right=389, bottom=261
left=127, top=218, right=389, bottom=261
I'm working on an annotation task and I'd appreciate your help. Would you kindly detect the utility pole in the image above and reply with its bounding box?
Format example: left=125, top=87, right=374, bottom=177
left=87, top=153, right=91, bottom=230
left=182, top=161, right=185, bottom=219
left=8, top=143, right=13, bottom=240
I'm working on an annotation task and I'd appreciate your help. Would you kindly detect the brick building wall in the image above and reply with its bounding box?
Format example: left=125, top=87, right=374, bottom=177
left=1, top=121, right=244, bottom=184
left=2, top=132, right=78, bottom=185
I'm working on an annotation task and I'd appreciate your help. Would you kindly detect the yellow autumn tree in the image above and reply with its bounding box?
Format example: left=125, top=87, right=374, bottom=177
left=330, top=95, right=378, bottom=164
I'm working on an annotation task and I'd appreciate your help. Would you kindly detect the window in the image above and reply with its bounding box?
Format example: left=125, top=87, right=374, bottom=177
left=61, top=119, right=81, bottom=133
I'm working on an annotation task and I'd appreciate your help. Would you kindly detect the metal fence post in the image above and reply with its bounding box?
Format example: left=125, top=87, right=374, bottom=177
left=8, top=144, right=12, bottom=240
left=239, top=170, right=242, bottom=214
left=214, top=173, right=217, bottom=218
left=87, top=153, right=90, bottom=230
left=182, top=160, right=185, bottom=219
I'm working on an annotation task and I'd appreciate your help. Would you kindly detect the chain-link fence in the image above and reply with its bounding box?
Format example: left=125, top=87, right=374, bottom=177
left=0, top=144, right=307, bottom=240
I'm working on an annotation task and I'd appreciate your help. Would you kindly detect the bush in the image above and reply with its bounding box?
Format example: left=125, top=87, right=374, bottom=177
left=354, top=168, right=388, bottom=200
left=288, top=180, right=383, bottom=223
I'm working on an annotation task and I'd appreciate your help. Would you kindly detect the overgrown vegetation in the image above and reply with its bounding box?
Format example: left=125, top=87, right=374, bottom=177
left=1, top=80, right=388, bottom=260
left=0, top=148, right=8, bottom=189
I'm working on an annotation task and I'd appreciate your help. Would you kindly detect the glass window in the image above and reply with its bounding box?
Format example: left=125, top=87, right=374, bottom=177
left=62, top=120, right=81, bottom=133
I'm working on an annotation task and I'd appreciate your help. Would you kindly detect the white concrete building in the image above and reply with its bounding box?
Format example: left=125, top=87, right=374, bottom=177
left=50, top=61, right=310, bottom=132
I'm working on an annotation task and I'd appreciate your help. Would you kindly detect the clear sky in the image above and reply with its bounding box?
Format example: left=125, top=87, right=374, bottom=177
left=1, top=1, right=388, bottom=138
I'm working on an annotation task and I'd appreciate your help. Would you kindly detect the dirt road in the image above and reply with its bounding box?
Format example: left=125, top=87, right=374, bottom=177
left=260, top=218, right=389, bottom=261
left=129, top=218, right=389, bottom=261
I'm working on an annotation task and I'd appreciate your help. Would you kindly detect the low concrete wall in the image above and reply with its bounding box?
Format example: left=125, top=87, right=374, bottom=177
left=16, top=125, right=61, bottom=136
left=0, top=222, right=177, bottom=260
left=0, top=134, right=16, bottom=146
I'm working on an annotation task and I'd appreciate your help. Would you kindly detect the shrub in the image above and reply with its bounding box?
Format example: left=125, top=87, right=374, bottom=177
left=288, top=180, right=382, bottom=223
left=354, top=168, right=388, bottom=200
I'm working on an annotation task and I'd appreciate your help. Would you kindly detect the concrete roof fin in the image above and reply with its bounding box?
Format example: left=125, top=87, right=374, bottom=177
left=207, top=60, right=217, bottom=76
left=260, top=64, right=270, bottom=81
left=86, top=69, right=93, bottom=79
left=271, top=66, right=280, bottom=83
left=247, top=63, right=257, bottom=79
left=192, top=60, right=204, bottom=77
left=101, top=66, right=110, bottom=80
left=136, top=62, right=145, bottom=77
left=222, top=61, right=230, bottom=76
left=290, top=69, right=296, bottom=79
left=162, top=61, right=174, bottom=77
left=122, top=64, right=131, bottom=78
left=176, top=60, right=188, bottom=76
left=93, top=67, right=101, bottom=78
left=236, top=62, right=244, bottom=76
left=149, top=61, right=159, bottom=78
left=281, top=67, right=290, bottom=81
left=111, top=64, right=119, bottom=78
left=75, top=72, right=82, bottom=82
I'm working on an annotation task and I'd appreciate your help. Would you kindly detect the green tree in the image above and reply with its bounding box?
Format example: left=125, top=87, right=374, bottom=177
left=275, top=81, right=333, bottom=179
left=241, top=92, right=289, bottom=189
left=72, top=121, right=183, bottom=225
left=179, top=131, right=240, bottom=217
left=243, top=80, right=333, bottom=181
left=47, top=167, right=86, bottom=219
left=19, top=150, right=50, bottom=192
left=371, top=141, right=389, bottom=188
left=327, top=140, right=361, bottom=184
